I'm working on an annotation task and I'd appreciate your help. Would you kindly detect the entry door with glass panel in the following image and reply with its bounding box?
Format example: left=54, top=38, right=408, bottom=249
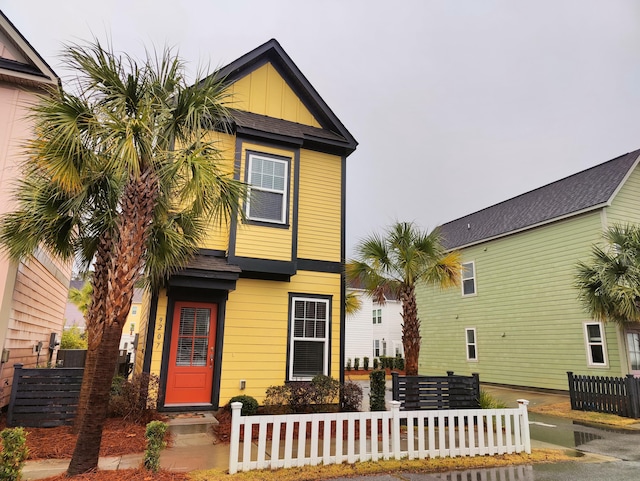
left=165, top=302, right=217, bottom=404
left=627, top=330, right=640, bottom=377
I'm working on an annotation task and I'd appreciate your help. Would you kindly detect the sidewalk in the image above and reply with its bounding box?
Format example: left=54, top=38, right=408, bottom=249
left=22, top=384, right=570, bottom=480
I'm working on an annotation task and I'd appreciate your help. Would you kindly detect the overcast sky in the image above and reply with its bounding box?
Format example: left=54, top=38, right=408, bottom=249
left=4, top=1, right=640, bottom=255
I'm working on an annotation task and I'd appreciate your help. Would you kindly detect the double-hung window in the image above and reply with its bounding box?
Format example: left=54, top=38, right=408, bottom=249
left=584, top=322, right=608, bottom=366
left=372, top=308, right=382, bottom=324
left=374, top=339, right=380, bottom=357
left=462, top=261, right=476, bottom=296
left=289, top=296, right=329, bottom=380
left=465, top=327, right=477, bottom=361
left=246, top=153, right=288, bottom=224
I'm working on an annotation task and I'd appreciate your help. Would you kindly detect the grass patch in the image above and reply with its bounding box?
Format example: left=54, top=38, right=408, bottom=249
left=529, top=401, right=640, bottom=428
left=188, top=449, right=570, bottom=481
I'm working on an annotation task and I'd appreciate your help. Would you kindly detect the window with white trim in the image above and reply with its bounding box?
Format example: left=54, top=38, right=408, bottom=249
left=465, top=328, right=477, bottom=361
left=462, top=262, right=476, bottom=296
left=289, top=296, right=329, bottom=380
left=374, top=339, right=380, bottom=357
left=246, top=153, right=288, bottom=224
left=584, top=322, right=608, bottom=366
left=372, top=308, right=382, bottom=324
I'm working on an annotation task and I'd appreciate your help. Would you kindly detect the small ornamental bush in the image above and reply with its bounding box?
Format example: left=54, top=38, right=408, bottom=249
left=479, top=390, right=507, bottom=409
left=0, top=427, right=29, bottom=481
left=354, top=357, right=360, bottom=371
left=108, top=373, right=160, bottom=424
left=264, top=385, right=291, bottom=414
left=311, top=374, right=340, bottom=407
left=143, top=421, right=167, bottom=472
left=340, top=381, right=363, bottom=412
left=363, top=356, right=370, bottom=371
left=369, top=369, right=386, bottom=411
left=373, top=358, right=379, bottom=370
left=228, top=395, right=259, bottom=416
left=346, top=358, right=352, bottom=371
left=394, top=356, right=405, bottom=371
left=60, top=326, right=88, bottom=349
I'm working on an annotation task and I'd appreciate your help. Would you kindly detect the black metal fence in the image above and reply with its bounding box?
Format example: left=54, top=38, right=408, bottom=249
left=391, top=371, right=480, bottom=411
left=567, top=371, right=640, bottom=419
left=7, top=363, right=83, bottom=427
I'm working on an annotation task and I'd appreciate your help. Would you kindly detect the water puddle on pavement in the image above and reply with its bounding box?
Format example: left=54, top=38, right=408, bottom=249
left=428, top=464, right=535, bottom=480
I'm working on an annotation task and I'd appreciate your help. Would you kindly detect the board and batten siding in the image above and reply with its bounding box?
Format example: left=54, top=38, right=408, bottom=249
left=417, top=210, right=622, bottom=391
left=220, top=271, right=341, bottom=404
left=226, top=62, right=321, bottom=127
left=297, top=149, right=341, bottom=261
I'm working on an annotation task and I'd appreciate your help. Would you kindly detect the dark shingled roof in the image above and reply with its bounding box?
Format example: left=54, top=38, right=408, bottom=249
left=183, top=254, right=242, bottom=274
left=439, top=150, right=640, bottom=250
left=231, top=109, right=348, bottom=144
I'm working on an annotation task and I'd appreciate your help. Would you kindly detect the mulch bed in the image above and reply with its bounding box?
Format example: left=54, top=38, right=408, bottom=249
left=41, top=469, right=188, bottom=481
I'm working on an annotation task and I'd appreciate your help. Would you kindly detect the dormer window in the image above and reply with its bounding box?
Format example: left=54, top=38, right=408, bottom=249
left=246, top=153, right=289, bottom=224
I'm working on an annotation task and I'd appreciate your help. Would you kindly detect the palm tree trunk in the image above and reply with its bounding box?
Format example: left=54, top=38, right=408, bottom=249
left=401, top=284, right=421, bottom=376
left=66, top=321, right=122, bottom=475
left=67, top=171, right=158, bottom=475
left=73, top=233, right=111, bottom=433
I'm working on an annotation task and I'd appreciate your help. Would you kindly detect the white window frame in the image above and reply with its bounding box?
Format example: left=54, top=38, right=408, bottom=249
left=288, top=296, right=330, bottom=380
left=461, top=261, right=476, bottom=297
left=584, top=322, right=608, bottom=367
left=246, top=153, right=288, bottom=224
left=372, top=308, right=382, bottom=324
left=465, top=327, right=478, bottom=361
left=131, top=305, right=138, bottom=315
left=374, top=339, right=380, bottom=357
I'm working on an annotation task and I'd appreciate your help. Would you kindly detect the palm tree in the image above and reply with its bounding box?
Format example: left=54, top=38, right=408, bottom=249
left=347, top=221, right=461, bottom=376
left=575, top=224, right=640, bottom=324
left=68, top=281, right=93, bottom=316
left=0, top=40, right=244, bottom=475
left=345, top=290, right=362, bottom=316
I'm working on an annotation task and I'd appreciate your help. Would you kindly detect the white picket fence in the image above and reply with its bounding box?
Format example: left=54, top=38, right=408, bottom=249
left=229, top=399, right=531, bottom=474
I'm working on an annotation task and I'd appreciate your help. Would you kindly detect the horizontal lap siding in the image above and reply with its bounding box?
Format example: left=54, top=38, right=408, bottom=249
left=606, top=165, right=640, bottom=226
left=417, top=211, right=621, bottom=391
left=297, top=149, right=341, bottom=261
left=221, top=271, right=341, bottom=404
left=234, top=142, right=295, bottom=261
left=2, top=257, right=69, bottom=408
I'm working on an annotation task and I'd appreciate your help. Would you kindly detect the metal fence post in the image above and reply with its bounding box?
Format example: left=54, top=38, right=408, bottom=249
left=229, top=401, right=243, bottom=474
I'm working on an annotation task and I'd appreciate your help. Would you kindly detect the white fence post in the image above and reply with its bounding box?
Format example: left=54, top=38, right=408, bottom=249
left=229, top=401, right=243, bottom=474
left=517, top=399, right=531, bottom=454
left=390, top=400, right=401, bottom=459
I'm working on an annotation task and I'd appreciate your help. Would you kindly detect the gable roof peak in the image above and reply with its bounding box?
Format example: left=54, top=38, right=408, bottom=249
left=216, top=38, right=357, bottom=154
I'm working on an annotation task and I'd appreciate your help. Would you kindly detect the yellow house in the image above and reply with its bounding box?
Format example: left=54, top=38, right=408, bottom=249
left=135, top=39, right=357, bottom=410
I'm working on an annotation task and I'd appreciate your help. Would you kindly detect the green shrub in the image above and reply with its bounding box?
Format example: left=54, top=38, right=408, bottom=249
left=60, top=326, right=87, bottom=349
left=479, top=390, right=507, bottom=409
left=340, top=381, right=363, bottom=412
left=0, top=427, right=29, bottom=481
left=363, top=356, right=370, bottom=370
left=346, top=358, right=352, bottom=371
left=373, top=358, right=379, bottom=369
left=108, top=373, right=159, bottom=424
left=394, top=356, right=405, bottom=371
left=369, top=370, right=386, bottom=411
left=228, top=395, right=259, bottom=416
left=354, top=357, right=360, bottom=370
left=311, top=375, right=340, bottom=407
left=264, top=385, right=291, bottom=414
left=143, top=421, right=167, bottom=472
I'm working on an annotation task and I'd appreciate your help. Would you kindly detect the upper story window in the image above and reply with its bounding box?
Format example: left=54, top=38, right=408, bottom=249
left=584, top=322, right=608, bottom=367
left=465, top=327, right=477, bottom=361
left=131, top=305, right=138, bottom=315
left=462, top=261, right=476, bottom=296
left=372, top=308, right=382, bottom=324
left=246, top=153, right=289, bottom=224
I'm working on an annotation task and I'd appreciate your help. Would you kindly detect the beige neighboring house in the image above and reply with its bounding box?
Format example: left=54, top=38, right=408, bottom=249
left=0, top=10, right=71, bottom=407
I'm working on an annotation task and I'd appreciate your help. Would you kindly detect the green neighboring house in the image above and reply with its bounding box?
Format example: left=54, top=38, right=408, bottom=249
left=417, top=150, right=640, bottom=391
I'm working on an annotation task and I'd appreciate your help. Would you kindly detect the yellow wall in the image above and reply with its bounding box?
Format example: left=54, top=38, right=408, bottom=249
left=234, top=142, right=295, bottom=261
left=228, top=63, right=321, bottom=127
left=297, top=149, right=342, bottom=261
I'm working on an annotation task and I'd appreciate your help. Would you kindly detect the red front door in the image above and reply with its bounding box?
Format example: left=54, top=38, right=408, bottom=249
left=165, top=302, right=217, bottom=404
